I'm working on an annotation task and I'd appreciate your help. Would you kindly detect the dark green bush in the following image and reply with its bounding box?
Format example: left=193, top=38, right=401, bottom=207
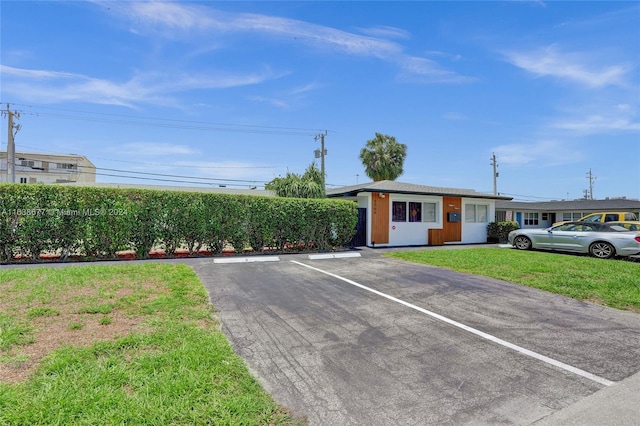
left=0, top=184, right=357, bottom=262
left=487, top=221, right=520, bottom=243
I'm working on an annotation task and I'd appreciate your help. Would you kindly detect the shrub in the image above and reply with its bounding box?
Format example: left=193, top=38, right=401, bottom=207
left=487, top=221, right=520, bottom=243
left=0, top=184, right=357, bottom=262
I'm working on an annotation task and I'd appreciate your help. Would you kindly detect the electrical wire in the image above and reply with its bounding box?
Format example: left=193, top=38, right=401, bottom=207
left=6, top=102, right=330, bottom=136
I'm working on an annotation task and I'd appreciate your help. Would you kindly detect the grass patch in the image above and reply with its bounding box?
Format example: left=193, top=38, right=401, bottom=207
left=26, top=307, right=61, bottom=319
left=0, top=264, right=304, bottom=425
left=0, top=313, right=34, bottom=350
left=388, top=248, right=640, bottom=311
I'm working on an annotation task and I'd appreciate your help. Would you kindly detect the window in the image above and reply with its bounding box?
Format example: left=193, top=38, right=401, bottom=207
left=392, top=202, right=406, bottom=222
left=423, top=202, right=437, bottom=222
left=409, top=202, right=421, bottom=222
left=524, top=212, right=539, bottom=226
left=604, top=214, right=618, bottom=222
left=542, top=213, right=549, bottom=221
left=465, top=204, right=488, bottom=223
left=20, top=160, right=35, bottom=167
left=56, top=163, right=77, bottom=170
left=392, top=201, right=438, bottom=223
left=19, top=177, right=28, bottom=183
left=562, top=212, right=584, bottom=221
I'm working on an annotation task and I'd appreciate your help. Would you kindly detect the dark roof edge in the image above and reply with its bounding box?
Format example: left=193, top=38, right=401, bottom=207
left=328, top=188, right=512, bottom=200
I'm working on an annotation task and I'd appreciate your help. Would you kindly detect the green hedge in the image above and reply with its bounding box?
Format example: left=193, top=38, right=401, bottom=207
left=487, top=221, right=520, bottom=243
left=0, top=184, right=358, bottom=262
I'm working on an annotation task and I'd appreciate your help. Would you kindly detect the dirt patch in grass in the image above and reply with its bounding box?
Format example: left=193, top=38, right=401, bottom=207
left=0, top=272, right=165, bottom=384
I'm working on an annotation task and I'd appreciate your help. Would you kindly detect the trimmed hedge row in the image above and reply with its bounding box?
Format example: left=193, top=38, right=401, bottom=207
left=0, top=184, right=358, bottom=262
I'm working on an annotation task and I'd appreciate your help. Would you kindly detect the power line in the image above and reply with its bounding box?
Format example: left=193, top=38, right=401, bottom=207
left=5, top=102, right=330, bottom=136
left=13, top=153, right=271, bottom=185
left=16, top=144, right=281, bottom=170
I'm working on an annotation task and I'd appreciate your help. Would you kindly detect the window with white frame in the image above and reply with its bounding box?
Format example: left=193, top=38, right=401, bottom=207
left=562, top=212, right=584, bottom=221
left=392, top=202, right=407, bottom=222
left=524, top=212, right=539, bottom=225
left=392, top=201, right=439, bottom=223
left=465, top=204, right=488, bottom=222
left=56, top=163, right=77, bottom=170
left=423, top=202, right=437, bottom=222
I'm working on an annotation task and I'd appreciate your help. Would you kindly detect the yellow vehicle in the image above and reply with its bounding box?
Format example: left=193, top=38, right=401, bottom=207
left=578, top=212, right=637, bottom=222
left=553, top=212, right=638, bottom=226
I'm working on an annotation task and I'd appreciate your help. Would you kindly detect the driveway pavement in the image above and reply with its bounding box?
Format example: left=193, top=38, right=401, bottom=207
left=192, top=247, right=640, bottom=425
left=6, top=246, right=639, bottom=424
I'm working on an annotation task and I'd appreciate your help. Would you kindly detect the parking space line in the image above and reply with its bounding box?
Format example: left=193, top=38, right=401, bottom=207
left=214, top=256, right=280, bottom=264
left=308, top=252, right=362, bottom=260
left=291, top=260, right=615, bottom=387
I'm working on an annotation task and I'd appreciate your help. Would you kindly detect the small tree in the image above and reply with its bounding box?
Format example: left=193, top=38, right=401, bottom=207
left=359, top=133, right=407, bottom=181
left=266, top=163, right=325, bottom=198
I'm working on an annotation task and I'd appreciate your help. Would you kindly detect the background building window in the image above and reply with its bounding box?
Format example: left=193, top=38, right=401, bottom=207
left=524, top=212, right=539, bottom=225
left=562, top=212, right=584, bottom=221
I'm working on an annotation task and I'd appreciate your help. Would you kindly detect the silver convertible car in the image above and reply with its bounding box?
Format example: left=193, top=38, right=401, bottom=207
left=508, top=221, right=640, bottom=259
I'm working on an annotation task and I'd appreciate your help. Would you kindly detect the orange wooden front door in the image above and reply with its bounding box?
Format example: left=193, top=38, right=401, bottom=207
left=371, top=193, right=389, bottom=244
left=443, top=196, right=462, bottom=242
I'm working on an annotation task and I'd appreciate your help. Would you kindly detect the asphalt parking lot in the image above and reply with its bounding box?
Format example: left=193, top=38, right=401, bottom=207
left=193, top=249, right=640, bottom=425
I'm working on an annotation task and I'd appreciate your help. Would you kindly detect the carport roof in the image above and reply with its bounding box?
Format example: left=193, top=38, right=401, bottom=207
left=327, top=180, right=512, bottom=200
left=496, top=199, right=640, bottom=211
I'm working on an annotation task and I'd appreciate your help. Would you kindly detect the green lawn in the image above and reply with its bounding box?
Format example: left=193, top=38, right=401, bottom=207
left=388, top=248, right=640, bottom=311
left=0, top=264, right=305, bottom=425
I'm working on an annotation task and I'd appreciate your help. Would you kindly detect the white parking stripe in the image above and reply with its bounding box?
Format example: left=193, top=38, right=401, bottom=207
left=291, top=260, right=615, bottom=387
left=308, top=252, right=362, bottom=260
left=214, top=256, right=280, bottom=264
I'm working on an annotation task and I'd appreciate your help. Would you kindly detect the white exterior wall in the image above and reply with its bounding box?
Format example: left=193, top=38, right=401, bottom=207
left=387, top=193, right=443, bottom=246
left=0, top=153, right=96, bottom=184
left=461, top=198, right=495, bottom=243
left=352, top=192, right=496, bottom=247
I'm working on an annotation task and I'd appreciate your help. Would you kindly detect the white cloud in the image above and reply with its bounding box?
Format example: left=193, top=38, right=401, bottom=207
left=109, top=1, right=469, bottom=83
left=553, top=115, right=640, bottom=133
left=1, top=65, right=283, bottom=107
left=357, top=25, right=411, bottom=40
left=116, top=142, right=198, bottom=156
left=399, top=57, right=475, bottom=83
left=493, top=140, right=585, bottom=167
left=503, top=45, right=629, bottom=88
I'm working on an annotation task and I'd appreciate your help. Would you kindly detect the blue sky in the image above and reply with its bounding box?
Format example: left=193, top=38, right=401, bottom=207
left=1, top=1, right=639, bottom=200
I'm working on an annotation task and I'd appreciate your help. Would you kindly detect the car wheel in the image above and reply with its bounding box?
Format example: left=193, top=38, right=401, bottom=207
left=589, top=242, right=615, bottom=259
left=513, top=236, right=532, bottom=250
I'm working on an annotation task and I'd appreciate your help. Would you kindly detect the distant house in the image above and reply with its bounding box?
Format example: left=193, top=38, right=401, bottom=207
left=0, top=151, right=96, bottom=184
left=496, top=199, right=640, bottom=229
left=327, top=180, right=512, bottom=247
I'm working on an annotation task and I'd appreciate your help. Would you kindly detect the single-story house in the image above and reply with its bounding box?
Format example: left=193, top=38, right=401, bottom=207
left=496, top=199, right=640, bottom=229
left=327, top=180, right=512, bottom=247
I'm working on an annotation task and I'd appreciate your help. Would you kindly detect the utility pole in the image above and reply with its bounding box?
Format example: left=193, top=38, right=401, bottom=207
left=314, top=131, right=327, bottom=192
left=490, top=152, right=499, bottom=196
left=586, top=168, right=596, bottom=200
left=3, top=104, right=20, bottom=183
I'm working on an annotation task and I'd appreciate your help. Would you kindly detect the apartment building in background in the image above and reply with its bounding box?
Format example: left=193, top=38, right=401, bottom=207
left=0, top=151, right=96, bottom=184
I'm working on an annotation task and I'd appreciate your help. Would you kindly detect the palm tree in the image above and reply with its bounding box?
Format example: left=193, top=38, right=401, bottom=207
left=265, top=163, right=325, bottom=198
left=359, top=133, right=407, bottom=181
